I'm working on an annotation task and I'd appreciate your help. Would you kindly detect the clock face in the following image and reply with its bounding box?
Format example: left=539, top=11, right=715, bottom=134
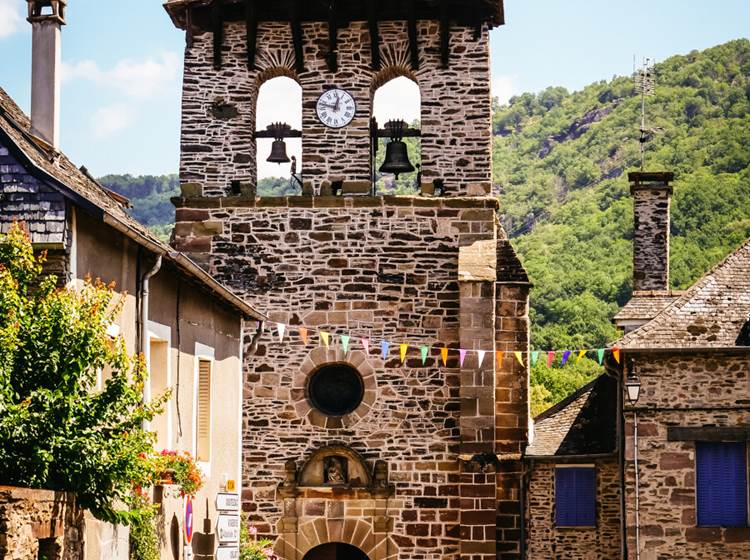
left=316, top=89, right=356, bottom=129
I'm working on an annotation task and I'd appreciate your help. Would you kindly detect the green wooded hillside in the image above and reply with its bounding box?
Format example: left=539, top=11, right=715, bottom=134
left=101, top=39, right=750, bottom=414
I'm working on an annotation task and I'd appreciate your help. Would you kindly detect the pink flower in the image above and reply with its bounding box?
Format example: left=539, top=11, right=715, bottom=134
left=249, top=526, right=258, bottom=535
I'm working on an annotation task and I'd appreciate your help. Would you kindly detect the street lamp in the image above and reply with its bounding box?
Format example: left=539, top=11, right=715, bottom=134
left=627, top=359, right=642, bottom=560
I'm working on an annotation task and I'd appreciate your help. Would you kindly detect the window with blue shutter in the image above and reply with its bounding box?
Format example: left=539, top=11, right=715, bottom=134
left=696, top=441, right=748, bottom=527
left=555, top=467, right=596, bottom=527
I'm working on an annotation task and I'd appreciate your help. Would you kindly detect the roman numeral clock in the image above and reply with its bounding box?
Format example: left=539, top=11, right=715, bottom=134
left=316, top=88, right=356, bottom=129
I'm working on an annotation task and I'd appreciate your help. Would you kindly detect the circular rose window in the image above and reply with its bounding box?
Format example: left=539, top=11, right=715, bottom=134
left=307, top=363, right=365, bottom=417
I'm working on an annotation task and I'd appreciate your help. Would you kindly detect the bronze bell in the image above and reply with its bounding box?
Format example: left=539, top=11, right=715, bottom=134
left=379, top=120, right=414, bottom=179
left=267, top=139, right=290, bottom=164
left=379, top=140, right=414, bottom=179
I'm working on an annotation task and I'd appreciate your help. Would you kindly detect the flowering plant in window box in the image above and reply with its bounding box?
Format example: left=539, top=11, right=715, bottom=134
left=152, top=450, right=204, bottom=496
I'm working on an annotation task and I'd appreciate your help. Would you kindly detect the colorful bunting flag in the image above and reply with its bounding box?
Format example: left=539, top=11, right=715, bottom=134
left=547, top=351, right=555, bottom=368
left=612, top=347, right=621, bottom=364
left=531, top=351, right=539, bottom=367
left=400, top=344, right=409, bottom=363
left=299, top=326, right=308, bottom=344
left=381, top=340, right=390, bottom=360
left=576, top=349, right=586, bottom=363
left=320, top=331, right=330, bottom=349
left=420, top=346, right=429, bottom=365
left=361, top=338, right=370, bottom=354
left=496, top=351, right=504, bottom=366
left=441, top=347, right=449, bottom=367
left=515, top=351, right=524, bottom=366
left=477, top=350, right=487, bottom=368
left=276, top=323, right=286, bottom=342
left=597, top=348, right=605, bottom=365
left=459, top=349, right=468, bottom=367
left=561, top=350, right=571, bottom=366
left=341, top=335, right=350, bottom=354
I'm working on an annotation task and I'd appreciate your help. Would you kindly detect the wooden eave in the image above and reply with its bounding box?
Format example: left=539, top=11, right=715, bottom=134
left=163, top=0, right=505, bottom=31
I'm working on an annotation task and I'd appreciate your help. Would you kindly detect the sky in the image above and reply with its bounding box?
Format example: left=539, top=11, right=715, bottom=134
left=0, top=0, right=748, bottom=178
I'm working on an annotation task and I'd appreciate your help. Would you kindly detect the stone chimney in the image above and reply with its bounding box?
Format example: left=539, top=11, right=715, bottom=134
left=27, top=0, right=66, bottom=148
left=629, top=171, right=674, bottom=292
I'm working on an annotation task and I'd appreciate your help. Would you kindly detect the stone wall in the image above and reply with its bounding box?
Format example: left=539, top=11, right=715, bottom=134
left=0, top=486, right=84, bottom=560
left=625, top=353, right=750, bottom=559
left=525, top=459, right=621, bottom=560
left=179, top=20, right=492, bottom=197
left=630, top=175, right=672, bottom=292
left=172, top=194, right=530, bottom=559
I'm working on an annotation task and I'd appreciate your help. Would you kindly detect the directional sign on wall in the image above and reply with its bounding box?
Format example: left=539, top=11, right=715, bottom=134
left=216, top=514, right=240, bottom=544
left=215, top=546, right=240, bottom=560
left=215, top=492, right=240, bottom=512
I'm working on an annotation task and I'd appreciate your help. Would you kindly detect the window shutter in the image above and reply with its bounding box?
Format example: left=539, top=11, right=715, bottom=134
left=196, top=359, right=212, bottom=462
left=697, top=442, right=747, bottom=527
left=555, top=467, right=596, bottom=527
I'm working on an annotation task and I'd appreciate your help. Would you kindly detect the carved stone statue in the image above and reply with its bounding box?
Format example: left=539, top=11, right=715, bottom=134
left=324, top=456, right=347, bottom=485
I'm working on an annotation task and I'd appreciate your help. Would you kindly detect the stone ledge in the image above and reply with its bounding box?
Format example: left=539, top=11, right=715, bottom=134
left=0, top=485, right=75, bottom=503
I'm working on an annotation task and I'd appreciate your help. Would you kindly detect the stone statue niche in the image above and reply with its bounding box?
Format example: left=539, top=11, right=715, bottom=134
left=324, top=456, right=348, bottom=485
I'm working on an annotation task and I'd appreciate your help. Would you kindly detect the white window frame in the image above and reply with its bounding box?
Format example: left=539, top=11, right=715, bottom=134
left=193, top=342, right=215, bottom=476
left=148, top=321, right=173, bottom=448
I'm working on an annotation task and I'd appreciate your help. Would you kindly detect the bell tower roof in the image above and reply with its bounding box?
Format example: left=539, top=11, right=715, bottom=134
left=164, top=0, right=505, bottom=31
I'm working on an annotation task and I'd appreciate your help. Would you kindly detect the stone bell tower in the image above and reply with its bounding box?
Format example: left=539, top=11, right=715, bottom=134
left=167, top=1, right=529, bottom=559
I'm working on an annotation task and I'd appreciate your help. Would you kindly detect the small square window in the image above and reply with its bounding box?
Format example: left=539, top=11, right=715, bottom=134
left=696, top=441, right=747, bottom=527
left=555, top=467, right=596, bottom=527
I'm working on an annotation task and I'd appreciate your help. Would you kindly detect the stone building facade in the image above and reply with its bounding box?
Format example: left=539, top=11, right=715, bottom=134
left=165, top=1, right=532, bottom=559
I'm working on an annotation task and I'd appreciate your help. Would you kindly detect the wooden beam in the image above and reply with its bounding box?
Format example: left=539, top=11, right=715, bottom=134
left=291, top=0, right=305, bottom=73
left=367, top=0, right=381, bottom=70
left=245, top=0, right=257, bottom=69
left=212, top=0, right=223, bottom=70
left=326, top=1, right=338, bottom=72
left=440, top=0, right=450, bottom=68
left=407, top=0, right=419, bottom=70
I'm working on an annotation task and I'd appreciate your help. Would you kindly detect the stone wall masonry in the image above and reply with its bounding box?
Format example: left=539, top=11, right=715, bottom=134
left=525, top=459, right=621, bottom=560
left=0, top=486, right=83, bottom=560
left=624, top=353, right=750, bottom=559
left=171, top=194, right=530, bottom=559
left=179, top=20, right=492, bottom=196
left=631, top=182, right=671, bottom=292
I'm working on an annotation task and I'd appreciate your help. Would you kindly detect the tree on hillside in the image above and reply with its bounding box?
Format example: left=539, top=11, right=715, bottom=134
left=0, top=224, right=165, bottom=523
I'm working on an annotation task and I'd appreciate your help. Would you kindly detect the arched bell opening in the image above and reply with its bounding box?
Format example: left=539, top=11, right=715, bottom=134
left=255, top=74, right=303, bottom=196
left=370, top=72, right=421, bottom=196
left=302, top=542, right=370, bottom=560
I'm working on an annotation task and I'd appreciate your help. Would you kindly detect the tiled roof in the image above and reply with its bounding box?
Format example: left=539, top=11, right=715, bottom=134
left=526, top=374, right=617, bottom=458
left=613, top=291, right=682, bottom=322
left=0, top=87, right=264, bottom=321
left=616, top=238, right=750, bottom=349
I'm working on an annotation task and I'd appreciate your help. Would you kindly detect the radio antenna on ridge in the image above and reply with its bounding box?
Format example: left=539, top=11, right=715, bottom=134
left=633, top=57, right=658, bottom=170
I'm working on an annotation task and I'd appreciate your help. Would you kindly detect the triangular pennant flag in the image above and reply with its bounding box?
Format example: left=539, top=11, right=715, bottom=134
left=381, top=340, right=390, bottom=360
left=276, top=323, right=286, bottom=342
left=515, top=351, right=524, bottom=366
left=361, top=338, right=370, bottom=354
left=597, top=348, right=605, bottom=365
left=612, top=347, right=621, bottom=364
left=477, top=350, right=487, bottom=368
left=561, top=350, right=571, bottom=366
left=341, top=335, right=350, bottom=354
left=531, top=351, right=539, bottom=367
left=441, top=347, right=449, bottom=366
left=320, top=331, right=330, bottom=349
left=299, top=326, right=308, bottom=344
left=420, top=346, right=429, bottom=365
left=400, top=344, right=409, bottom=363
left=576, top=349, right=586, bottom=363
left=496, top=351, right=504, bottom=366
left=459, top=349, right=467, bottom=367
left=547, top=351, right=555, bottom=368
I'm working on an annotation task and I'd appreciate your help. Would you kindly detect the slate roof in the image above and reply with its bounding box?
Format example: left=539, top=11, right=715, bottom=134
left=613, top=291, right=683, bottom=323
left=496, top=239, right=530, bottom=283
left=616, top=238, right=750, bottom=349
left=0, top=87, right=264, bottom=321
left=526, top=374, right=617, bottom=458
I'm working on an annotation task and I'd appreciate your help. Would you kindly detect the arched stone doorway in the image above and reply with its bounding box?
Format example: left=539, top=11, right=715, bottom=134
left=302, top=543, right=369, bottom=560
